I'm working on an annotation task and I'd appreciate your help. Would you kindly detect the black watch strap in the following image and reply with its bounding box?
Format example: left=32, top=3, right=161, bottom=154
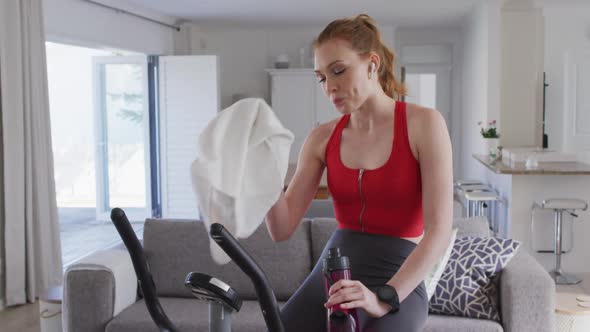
left=376, top=284, right=400, bottom=313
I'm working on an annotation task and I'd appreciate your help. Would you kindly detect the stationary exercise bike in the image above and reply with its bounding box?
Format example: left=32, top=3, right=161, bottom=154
left=111, top=208, right=358, bottom=332
left=110, top=207, right=284, bottom=332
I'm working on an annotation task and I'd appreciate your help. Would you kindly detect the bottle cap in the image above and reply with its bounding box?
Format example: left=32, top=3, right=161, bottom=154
left=323, top=247, right=350, bottom=272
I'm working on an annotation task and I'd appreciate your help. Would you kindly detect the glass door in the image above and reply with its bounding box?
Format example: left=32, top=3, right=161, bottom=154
left=402, top=64, right=452, bottom=129
left=93, top=56, right=152, bottom=221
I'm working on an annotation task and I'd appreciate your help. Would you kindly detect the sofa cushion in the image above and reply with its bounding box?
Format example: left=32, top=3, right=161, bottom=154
left=424, top=314, right=503, bottom=332
left=143, top=218, right=312, bottom=301
left=304, top=199, right=335, bottom=218
left=106, top=297, right=284, bottom=332
left=105, top=299, right=503, bottom=332
left=310, top=218, right=339, bottom=264
left=429, top=237, right=520, bottom=321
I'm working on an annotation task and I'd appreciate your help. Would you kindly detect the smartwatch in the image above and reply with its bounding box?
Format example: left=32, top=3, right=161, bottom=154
left=375, top=284, right=400, bottom=313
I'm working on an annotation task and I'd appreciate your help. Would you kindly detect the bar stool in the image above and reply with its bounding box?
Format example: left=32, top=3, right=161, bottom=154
left=464, top=191, right=499, bottom=216
left=453, top=180, right=485, bottom=197
left=459, top=184, right=493, bottom=193
left=533, top=198, right=588, bottom=285
left=457, top=183, right=494, bottom=217
left=464, top=191, right=503, bottom=233
left=454, top=179, right=485, bottom=187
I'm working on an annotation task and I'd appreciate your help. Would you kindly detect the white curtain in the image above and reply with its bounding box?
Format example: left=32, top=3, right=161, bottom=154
left=0, top=62, right=4, bottom=310
left=0, top=0, right=63, bottom=305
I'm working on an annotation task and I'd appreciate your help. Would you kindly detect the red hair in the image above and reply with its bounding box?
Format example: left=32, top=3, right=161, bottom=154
left=313, top=14, right=406, bottom=100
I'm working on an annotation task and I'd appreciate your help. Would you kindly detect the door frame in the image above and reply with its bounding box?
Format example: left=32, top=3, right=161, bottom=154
left=402, top=64, right=452, bottom=133
left=92, top=55, right=152, bottom=221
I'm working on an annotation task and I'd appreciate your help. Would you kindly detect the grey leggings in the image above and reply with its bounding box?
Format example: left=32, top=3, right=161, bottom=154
left=279, top=229, right=428, bottom=332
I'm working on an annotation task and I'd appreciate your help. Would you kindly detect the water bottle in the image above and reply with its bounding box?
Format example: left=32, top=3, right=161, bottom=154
left=322, top=247, right=360, bottom=332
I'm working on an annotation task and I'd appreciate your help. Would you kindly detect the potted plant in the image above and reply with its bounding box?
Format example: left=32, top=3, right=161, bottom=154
left=478, top=120, right=501, bottom=160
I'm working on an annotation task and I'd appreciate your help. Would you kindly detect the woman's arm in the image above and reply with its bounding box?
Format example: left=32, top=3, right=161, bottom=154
left=387, top=107, right=454, bottom=302
left=265, top=125, right=328, bottom=242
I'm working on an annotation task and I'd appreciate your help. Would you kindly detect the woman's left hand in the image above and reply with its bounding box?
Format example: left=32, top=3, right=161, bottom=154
left=324, top=279, right=392, bottom=318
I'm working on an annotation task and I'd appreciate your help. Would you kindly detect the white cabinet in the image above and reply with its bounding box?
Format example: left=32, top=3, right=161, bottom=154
left=267, top=69, right=340, bottom=163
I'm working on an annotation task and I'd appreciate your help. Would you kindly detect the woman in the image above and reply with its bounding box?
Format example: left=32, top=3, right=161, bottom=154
left=265, top=14, right=453, bottom=331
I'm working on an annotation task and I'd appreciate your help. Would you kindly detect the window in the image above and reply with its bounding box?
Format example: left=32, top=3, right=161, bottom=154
left=46, top=42, right=149, bottom=265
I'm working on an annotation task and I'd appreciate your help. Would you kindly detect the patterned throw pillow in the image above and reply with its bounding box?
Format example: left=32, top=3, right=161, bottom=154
left=424, top=228, right=458, bottom=300
left=429, top=237, right=520, bottom=321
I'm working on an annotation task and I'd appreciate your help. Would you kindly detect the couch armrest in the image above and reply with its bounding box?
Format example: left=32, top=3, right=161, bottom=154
left=63, top=243, right=137, bottom=332
left=500, top=249, right=555, bottom=332
left=453, top=216, right=491, bottom=237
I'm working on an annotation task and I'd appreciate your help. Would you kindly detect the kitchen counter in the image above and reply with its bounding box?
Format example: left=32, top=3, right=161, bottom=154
left=471, top=154, right=590, bottom=276
left=473, top=154, right=590, bottom=175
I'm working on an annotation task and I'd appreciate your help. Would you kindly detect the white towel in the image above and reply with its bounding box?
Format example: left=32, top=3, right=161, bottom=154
left=190, top=98, right=294, bottom=264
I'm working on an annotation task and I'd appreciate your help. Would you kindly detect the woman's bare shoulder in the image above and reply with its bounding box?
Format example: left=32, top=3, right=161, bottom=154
left=306, top=117, right=340, bottom=142
left=405, top=101, right=436, bottom=119
left=317, top=117, right=341, bottom=136
left=305, top=117, right=341, bottom=162
left=404, top=102, right=447, bottom=159
left=405, top=102, right=445, bottom=129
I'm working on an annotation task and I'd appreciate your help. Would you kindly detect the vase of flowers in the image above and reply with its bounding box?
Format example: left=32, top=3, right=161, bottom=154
left=478, top=120, right=501, bottom=160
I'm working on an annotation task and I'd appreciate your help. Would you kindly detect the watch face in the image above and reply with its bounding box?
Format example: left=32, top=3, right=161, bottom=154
left=377, top=285, right=399, bottom=313
left=378, top=286, right=394, bottom=300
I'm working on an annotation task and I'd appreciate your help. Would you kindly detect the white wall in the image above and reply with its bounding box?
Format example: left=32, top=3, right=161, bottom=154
left=500, top=2, right=544, bottom=148
left=542, top=3, right=590, bottom=152
left=395, top=27, right=463, bottom=177
left=487, top=3, right=502, bottom=158
left=460, top=0, right=502, bottom=181
left=176, top=23, right=396, bottom=109
left=43, top=0, right=176, bottom=54
left=0, top=113, right=3, bottom=309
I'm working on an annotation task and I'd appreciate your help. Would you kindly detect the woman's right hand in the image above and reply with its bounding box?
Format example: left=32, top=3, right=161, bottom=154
left=325, top=280, right=392, bottom=318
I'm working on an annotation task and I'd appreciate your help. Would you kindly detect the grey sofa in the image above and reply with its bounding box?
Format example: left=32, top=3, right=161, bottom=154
left=63, top=216, right=555, bottom=332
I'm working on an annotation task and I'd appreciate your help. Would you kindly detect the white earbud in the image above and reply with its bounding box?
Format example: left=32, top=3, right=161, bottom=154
left=369, top=62, right=375, bottom=79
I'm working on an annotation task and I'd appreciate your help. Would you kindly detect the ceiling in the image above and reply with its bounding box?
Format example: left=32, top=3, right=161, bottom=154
left=121, top=0, right=483, bottom=27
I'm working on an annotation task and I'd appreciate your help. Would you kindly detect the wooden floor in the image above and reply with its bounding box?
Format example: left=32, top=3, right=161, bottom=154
left=555, top=272, right=590, bottom=317
left=556, top=272, right=590, bottom=294
left=1, top=214, right=144, bottom=331
left=0, top=301, right=40, bottom=332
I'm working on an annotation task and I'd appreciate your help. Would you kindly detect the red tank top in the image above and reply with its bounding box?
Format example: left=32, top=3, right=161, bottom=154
left=325, top=101, right=424, bottom=237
